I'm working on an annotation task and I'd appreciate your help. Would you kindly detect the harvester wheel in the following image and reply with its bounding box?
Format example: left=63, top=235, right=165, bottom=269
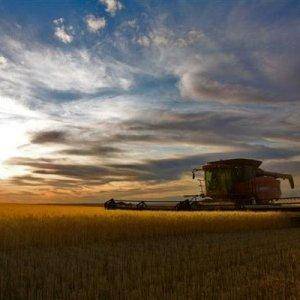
left=175, top=200, right=192, bottom=211
left=248, top=196, right=257, bottom=205
left=190, top=201, right=201, bottom=211
left=104, top=199, right=117, bottom=209
left=233, top=197, right=245, bottom=210
left=137, top=201, right=147, bottom=210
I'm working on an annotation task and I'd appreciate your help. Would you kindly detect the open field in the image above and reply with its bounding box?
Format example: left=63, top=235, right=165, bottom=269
left=0, top=204, right=299, bottom=299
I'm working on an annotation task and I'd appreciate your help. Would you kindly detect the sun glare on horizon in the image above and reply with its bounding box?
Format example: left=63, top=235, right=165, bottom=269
left=0, top=124, right=28, bottom=179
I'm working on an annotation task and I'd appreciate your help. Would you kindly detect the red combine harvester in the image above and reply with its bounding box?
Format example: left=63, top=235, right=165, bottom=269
left=105, top=158, right=299, bottom=211
left=192, top=159, right=294, bottom=207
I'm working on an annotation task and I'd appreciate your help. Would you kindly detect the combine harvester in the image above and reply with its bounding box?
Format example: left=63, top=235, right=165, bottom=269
left=105, top=159, right=300, bottom=211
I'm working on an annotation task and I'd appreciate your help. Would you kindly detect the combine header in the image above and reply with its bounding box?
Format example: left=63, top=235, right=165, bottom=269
left=105, top=158, right=299, bottom=211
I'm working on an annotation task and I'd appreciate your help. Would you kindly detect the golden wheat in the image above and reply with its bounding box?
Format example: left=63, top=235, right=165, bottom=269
left=0, top=204, right=299, bottom=299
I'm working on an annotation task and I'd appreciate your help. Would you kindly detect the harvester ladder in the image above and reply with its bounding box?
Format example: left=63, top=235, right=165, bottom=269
left=198, top=178, right=206, bottom=196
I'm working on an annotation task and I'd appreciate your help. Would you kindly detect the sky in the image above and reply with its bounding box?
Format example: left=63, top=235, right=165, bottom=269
left=0, top=0, right=299, bottom=203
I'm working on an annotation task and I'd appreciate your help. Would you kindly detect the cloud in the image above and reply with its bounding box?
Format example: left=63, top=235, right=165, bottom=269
left=136, top=29, right=205, bottom=49
left=0, top=36, right=135, bottom=106
left=0, top=55, right=7, bottom=66
left=100, top=0, right=123, bottom=16
left=172, top=16, right=300, bottom=104
left=59, top=146, right=122, bottom=157
left=176, top=49, right=300, bottom=103
left=9, top=174, right=48, bottom=187
left=136, top=30, right=171, bottom=49
left=53, top=18, right=74, bottom=43
left=126, top=4, right=300, bottom=105
left=31, top=130, right=68, bottom=144
left=176, top=30, right=204, bottom=47
left=108, top=133, right=162, bottom=143
left=150, top=33, right=170, bottom=47
left=54, top=27, right=73, bottom=44
left=6, top=157, right=139, bottom=182
left=9, top=174, right=80, bottom=188
left=85, top=15, right=106, bottom=33
left=110, top=110, right=275, bottom=147
left=136, top=36, right=151, bottom=48
left=178, top=68, right=277, bottom=103
left=126, top=19, right=137, bottom=28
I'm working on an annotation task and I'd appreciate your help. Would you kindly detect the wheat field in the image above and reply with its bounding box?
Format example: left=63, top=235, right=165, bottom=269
left=0, top=203, right=299, bottom=299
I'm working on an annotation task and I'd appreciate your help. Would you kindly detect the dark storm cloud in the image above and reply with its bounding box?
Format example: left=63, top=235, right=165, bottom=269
left=31, top=130, right=68, bottom=144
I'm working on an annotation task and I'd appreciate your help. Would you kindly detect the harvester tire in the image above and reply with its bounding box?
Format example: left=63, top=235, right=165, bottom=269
left=137, top=201, right=147, bottom=210
left=176, top=200, right=192, bottom=211
left=190, top=202, right=201, bottom=211
left=105, top=199, right=117, bottom=209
